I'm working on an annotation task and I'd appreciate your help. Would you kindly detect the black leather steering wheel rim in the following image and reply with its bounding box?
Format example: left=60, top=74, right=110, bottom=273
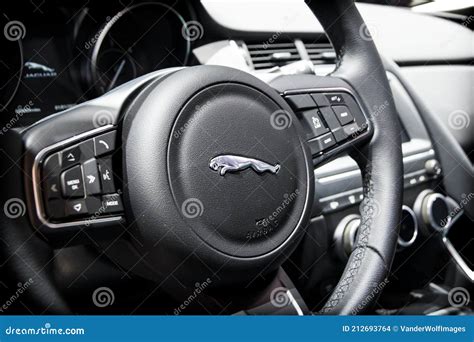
left=0, top=0, right=403, bottom=315
left=307, top=0, right=403, bottom=313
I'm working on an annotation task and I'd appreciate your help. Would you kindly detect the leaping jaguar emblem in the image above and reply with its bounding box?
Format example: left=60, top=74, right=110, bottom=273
left=209, top=155, right=280, bottom=176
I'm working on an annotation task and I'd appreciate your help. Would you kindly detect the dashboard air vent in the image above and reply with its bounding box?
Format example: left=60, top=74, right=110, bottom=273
left=303, top=41, right=337, bottom=65
left=246, top=41, right=301, bottom=70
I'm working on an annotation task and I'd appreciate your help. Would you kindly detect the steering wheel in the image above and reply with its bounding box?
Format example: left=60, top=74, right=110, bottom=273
left=1, top=0, right=403, bottom=314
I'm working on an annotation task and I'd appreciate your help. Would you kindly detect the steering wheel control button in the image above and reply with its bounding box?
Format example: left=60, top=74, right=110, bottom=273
left=310, top=93, right=330, bottom=107
left=342, top=122, right=361, bottom=136
left=308, top=132, right=336, bottom=155
left=325, top=93, right=344, bottom=105
left=300, top=109, right=329, bottom=139
left=62, top=147, right=80, bottom=168
left=330, top=127, right=349, bottom=143
left=94, top=131, right=116, bottom=157
left=285, top=94, right=316, bottom=111
left=285, top=91, right=370, bottom=159
left=98, top=157, right=116, bottom=194
left=83, top=159, right=101, bottom=195
left=318, top=107, right=341, bottom=131
left=61, top=165, right=84, bottom=198
left=332, top=105, right=354, bottom=125
left=101, top=194, right=124, bottom=213
left=42, top=153, right=60, bottom=178
left=61, top=139, right=94, bottom=168
left=44, top=177, right=61, bottom=200
left=45, top=199, right=66, bottom=219
left=65, top=198, right=88, bottom=216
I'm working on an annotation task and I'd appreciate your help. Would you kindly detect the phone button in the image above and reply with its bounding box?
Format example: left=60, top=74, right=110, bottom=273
left=94, top=131, right=116, bottom=157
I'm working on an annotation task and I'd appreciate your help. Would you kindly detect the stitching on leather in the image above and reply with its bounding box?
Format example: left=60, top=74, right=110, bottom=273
left=320, top=166, right=375, bottom=313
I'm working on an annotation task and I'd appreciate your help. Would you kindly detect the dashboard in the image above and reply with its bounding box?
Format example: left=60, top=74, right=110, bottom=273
left=1, top=0, right=472, bottom=157
left=0, top=1, right=194, bottom=125
left=0, top=0, right=472, bottom=315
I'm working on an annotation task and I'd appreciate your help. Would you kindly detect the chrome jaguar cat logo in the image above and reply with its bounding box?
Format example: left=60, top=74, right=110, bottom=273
left=209, top=155, right=280, bottom=176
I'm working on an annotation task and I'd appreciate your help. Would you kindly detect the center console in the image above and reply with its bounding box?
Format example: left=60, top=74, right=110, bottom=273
left=308, top=71, right=472, bottom=313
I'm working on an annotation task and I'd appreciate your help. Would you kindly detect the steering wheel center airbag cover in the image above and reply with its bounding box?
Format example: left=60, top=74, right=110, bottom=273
left=123, top=66, right=313, bottom=283
left=169, top=83, right=309, bottom=257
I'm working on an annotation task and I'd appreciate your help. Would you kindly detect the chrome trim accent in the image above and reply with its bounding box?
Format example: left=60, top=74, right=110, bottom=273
left=209, top=154, right=280, bottom=176
left=286, top=290, right=304, bottom=316
left=317, top=169, right=361, bottom=184
left=234, top=40, right=254, bottom=70
left=32, top=125, right=123, bottom=229
left=333, top=214, right=361, bottom=260
left=443, top=196, right=465, bottom=233
left=315, top=148, right=436, bottom=209
left=294, top=39, right=310, bottom=62
left=402, top=148, right=435, bottom=163
left=319, top=187, right=362, bottom=203
left=428, top=307, right=466, bottom=315
left=443, top=237, right=474, bottom=282
left=315, top=147, right=435, bottom=183
left=424, top=193, right=451, bottom=232
left=397, top=205, right=418, bottom=248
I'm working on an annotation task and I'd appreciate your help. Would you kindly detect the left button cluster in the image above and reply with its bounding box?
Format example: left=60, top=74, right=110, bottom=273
left=40, top=130, right=123, bottom=222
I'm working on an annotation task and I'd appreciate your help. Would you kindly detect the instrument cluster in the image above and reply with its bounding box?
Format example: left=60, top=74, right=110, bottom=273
left=0, top=1, right=195, bottom=125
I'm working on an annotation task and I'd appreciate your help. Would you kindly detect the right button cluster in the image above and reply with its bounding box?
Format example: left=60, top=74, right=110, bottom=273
left=285, top=92, right=368, bottom=156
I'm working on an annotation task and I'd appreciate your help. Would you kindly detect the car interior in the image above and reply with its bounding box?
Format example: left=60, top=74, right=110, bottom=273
left=0, top=0, right=473, bottom=315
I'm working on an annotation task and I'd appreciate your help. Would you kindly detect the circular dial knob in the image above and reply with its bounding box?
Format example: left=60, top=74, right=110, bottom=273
left=424, top=159, right=442, bottom=177
left=333, top=215, right=361, bottom=259
left=398, top=205, right=418, bottom=248
left=420, top=193, right=451, bottom=232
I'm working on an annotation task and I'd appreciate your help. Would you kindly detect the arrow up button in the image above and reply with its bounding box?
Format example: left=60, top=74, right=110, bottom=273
left=83, top=158, right=101, bottom=195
